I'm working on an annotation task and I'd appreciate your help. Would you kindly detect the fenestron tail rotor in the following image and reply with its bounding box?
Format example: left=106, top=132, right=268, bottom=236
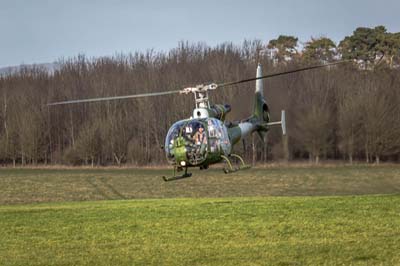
left=47, top=61, right=348, bottom=106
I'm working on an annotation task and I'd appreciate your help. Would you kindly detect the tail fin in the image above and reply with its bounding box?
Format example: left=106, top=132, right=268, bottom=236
left=267, top=110, right=286, bottom=135
left=253, top=64, right=270, bottom=124
left=252, top=64, right=269, bottom=142
left=229, top=64, right=285, bottom=146
left=253, top=64, right=286, bottom=141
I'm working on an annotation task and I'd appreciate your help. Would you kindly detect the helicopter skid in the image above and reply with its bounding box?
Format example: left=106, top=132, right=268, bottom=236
left=162, top=167, right=192, bottom=182
left=221, top=154, right=251, bottom=174
left=222, top=165, right=251, bottom=174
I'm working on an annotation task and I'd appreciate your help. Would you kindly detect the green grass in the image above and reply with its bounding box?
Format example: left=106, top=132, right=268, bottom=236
left=0, top=196, right=400, bottom=265
left=0, top=165, right=400, bottom=265
left=1, top=165, right=400, bottom=204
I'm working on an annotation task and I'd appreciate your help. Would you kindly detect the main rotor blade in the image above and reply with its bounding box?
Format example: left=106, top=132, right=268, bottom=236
left=217, top=61, right=349, bottom=88
left=47, top=90, right=181, bottom=106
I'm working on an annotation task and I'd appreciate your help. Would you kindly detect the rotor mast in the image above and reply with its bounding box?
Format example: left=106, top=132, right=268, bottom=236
left=180, top=83, right=218, bottom=118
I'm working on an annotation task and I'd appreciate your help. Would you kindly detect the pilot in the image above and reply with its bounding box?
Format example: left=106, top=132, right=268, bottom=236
left=194, top=127, right=206, bottom=145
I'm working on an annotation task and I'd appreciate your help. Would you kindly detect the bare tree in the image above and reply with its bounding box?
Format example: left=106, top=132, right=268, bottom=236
left=291, top=69, right=336, bottom=163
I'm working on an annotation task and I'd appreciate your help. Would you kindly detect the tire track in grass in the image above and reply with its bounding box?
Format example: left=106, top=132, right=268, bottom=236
left=85, top=176, right=126, bottom=200
left=99, top=176, right=126, bottom=200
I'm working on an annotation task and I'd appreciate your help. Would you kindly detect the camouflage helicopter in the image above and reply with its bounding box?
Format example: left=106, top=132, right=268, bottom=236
left=48, top=61, right=344, bottom=181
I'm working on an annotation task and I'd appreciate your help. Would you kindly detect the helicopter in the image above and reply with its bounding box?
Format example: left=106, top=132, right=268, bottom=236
left=48, top=61, right=345, bottom=181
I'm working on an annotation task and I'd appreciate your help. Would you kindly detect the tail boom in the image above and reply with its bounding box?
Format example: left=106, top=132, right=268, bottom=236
left=227, top=64, right=286, bottom=148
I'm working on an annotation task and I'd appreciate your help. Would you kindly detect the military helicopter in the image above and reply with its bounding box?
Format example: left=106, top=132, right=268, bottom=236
left=48, top=61, right=345, bottom=181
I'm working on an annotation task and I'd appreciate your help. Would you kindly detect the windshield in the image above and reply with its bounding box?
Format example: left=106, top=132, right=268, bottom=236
left=165, top=119, right=208, bottom=165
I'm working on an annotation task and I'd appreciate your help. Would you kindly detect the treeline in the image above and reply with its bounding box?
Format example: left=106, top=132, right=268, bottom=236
left=0, top=26, right=399, bottom=166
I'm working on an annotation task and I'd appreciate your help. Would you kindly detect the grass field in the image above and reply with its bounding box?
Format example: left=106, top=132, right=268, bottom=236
left=1, top=165, right=400, bottom=204
left=0, top=165, right=400, bottom=265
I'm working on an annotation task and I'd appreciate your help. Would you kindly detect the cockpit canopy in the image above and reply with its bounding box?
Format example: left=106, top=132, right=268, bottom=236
left=165, top=118, right=231, bottom=166
left=165, top=119, right=208, bottom=166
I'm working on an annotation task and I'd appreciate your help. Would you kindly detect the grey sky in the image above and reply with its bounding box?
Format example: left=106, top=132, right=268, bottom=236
left=1, top=0, right=399, bottom=67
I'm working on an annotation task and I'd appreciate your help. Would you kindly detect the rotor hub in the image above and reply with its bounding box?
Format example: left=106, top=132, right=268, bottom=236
left=179, top=83, right=218, bottom=95
left=180, top=83, right=218, bottom=111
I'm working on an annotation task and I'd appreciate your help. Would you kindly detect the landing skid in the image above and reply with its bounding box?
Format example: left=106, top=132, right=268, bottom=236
left=221, top=154, right=251, bottom=174
left=162, top=167, right=192, bottom=182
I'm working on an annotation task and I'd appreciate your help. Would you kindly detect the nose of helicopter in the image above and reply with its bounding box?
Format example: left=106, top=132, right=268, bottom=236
left=165, top=121, right=208, bottom=167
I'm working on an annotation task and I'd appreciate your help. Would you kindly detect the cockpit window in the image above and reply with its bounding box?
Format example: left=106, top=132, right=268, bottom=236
left=165, top=119, right=208, bottom=165
left=165, top=121, right=184, bottom=148
left=165, top=120, right=184, bottom=161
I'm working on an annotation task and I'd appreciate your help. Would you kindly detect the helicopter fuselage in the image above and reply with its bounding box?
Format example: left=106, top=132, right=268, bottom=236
left=164, top=108, right=265, bottom=170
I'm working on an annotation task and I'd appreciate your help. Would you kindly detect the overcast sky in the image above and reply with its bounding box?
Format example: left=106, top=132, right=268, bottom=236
left=1, top=0, right=399, bottom=67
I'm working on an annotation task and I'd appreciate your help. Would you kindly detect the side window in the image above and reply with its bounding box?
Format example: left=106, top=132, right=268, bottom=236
left=217, top=120, right=231, bottom=155
left=209, top=139, right=218, bottom=153
left=207, top=119, right=216, bottom=138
